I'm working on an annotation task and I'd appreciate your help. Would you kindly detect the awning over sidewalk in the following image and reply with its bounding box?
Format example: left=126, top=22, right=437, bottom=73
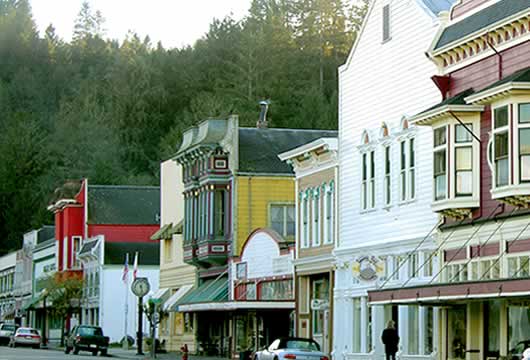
left=368, top=278, right=530, bottom=305
left=164, top=284, right=193, bottom=312
left=151, top=288, right=170, bottom=302
left=174, top=277, right=228, bottom=312
left=178, top=300, right=295, bottom=312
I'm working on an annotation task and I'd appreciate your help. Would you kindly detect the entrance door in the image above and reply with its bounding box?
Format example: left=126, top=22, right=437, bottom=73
left=447, top=306, right=467, bottom=360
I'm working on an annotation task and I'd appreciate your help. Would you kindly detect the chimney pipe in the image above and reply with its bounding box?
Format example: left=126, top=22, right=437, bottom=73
left=257, top=100, right=269, bottom=128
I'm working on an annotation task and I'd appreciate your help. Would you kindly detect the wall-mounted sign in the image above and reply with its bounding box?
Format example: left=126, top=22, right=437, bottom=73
left=352, top=256, right=384, bottom=282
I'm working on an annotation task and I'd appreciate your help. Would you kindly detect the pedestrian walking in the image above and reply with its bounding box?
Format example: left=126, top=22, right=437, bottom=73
left=181, top=343, right=189, bottom=360
left=381, top=320, right=399, bottom=360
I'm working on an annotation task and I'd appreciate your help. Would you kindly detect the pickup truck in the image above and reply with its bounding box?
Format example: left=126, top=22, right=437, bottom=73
left=64, top=325, right=109, bottom=356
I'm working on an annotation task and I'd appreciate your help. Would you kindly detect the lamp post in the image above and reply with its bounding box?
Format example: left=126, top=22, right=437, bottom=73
left=137, top=296, right=144, bottom=355
left=41, top=289, right=48, bottom=349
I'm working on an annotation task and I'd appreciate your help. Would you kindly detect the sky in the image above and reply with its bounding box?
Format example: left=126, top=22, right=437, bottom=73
left=30, top=0, right=252, bottom=49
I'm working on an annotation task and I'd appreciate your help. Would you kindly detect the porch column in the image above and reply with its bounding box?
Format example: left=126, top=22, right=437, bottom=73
left=500, top=301, right=508, bottom=358
left=360, top=297, right=368, bottom=353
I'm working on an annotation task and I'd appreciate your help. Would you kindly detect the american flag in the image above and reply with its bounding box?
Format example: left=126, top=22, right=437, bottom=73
left=122, top=253, right=129, bottom=283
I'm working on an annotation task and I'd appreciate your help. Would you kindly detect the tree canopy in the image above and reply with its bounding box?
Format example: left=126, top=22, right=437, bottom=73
left=0, top=0, right=368, bottom=254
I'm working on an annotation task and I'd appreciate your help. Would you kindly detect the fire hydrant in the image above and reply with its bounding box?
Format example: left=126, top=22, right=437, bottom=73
left=181, top=344, right=189, bottom=360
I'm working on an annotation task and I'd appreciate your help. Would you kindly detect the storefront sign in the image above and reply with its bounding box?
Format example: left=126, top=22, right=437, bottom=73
left=352, top=256, right=384, bottom=282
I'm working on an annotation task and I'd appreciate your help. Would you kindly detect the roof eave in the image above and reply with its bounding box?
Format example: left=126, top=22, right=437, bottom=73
left=277, top=138, right=338, bottom=162
left=410, top=104, right=485, bottom=125
left=465, top=82, right=530, bottom=104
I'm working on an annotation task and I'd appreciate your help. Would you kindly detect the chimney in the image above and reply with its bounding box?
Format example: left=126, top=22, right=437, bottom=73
left=257, top=100, right=269, bottom=128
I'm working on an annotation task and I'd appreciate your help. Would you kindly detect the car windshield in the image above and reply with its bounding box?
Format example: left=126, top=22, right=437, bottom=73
left=18, top=329, right=38, bottom=335
left=284, top=340, right=320, bottom=351
left=78, top=327, right=102, bottom=336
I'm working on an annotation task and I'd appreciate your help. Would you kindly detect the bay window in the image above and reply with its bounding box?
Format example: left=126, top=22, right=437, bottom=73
left=455, top=124, right=473, bottom=196
left=433, top=126, right=447, bottom=200
left=493, top=105, right=510, bottom=187
left=214, top=190, right=226, bottom=237
left=519, top=104, right=530, bottom=182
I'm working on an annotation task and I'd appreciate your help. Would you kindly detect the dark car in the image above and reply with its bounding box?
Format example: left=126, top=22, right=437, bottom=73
left=64, top=325, right=109, bottom=356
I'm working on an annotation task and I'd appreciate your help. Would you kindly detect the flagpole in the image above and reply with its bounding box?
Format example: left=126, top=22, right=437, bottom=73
left=123, top=253, right=129, bottom=350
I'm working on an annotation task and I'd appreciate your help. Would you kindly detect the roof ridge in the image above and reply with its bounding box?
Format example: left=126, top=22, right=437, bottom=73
left=88, top=185, right=159, bottom=190
left=239, top=127, right=338, bottom=132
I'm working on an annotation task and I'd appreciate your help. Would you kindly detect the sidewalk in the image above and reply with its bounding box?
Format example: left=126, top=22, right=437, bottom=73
left=109, top=349, right=224, bottom=360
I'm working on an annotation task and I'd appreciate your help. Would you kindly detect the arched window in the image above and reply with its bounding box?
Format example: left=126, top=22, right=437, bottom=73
left=381, top=122, right=390, bottom=138
left=361, top=130, right=370, bottom=145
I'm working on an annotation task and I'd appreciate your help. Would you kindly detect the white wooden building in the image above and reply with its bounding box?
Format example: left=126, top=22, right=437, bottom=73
left=334, top=0, right=454, bottom=360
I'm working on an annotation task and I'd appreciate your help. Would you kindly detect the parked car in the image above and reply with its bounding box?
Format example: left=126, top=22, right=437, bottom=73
left=0, top=323, right=18, bottom=345
left=254, top=338, right=329, bottom=360
left=8, top=327, right=41, bottom=349
left=64, top=325, right=109, bottom=356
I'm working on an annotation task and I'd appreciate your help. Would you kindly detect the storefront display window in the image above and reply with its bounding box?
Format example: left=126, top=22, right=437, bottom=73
left=408, top=306, right=419, bottom=354
left=260, top=280, right=293, bottom=300
left=487, top=301, right=501, bottom=358
left=508, top=304, right=530, bottom=352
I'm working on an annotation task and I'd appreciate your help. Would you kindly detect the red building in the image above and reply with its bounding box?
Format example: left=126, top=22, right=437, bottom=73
left=48, top=179, right=160, bottom=335
left=369, top=1, right=530, bottom=360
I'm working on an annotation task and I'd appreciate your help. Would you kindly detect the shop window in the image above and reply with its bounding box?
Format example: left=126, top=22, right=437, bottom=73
left=183, top=313, right=193, bottom=334
left=487, top=301, right=501, bottom=358
left=425, top=307, right=433, bottom=354
left=260, top=279, right=293, bottom=300
left=408, top=306, right=419, bottom=354
left=508, top=305, right=530, bottom=353
left=270, top=204, right=295, bottom=238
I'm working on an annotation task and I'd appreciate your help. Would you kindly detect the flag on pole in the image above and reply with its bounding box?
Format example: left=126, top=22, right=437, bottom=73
left=122, top=253, right=129, bottom=283
left=133, top=252, right=138, bottom=280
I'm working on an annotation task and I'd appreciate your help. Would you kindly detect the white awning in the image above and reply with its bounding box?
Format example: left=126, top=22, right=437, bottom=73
left=150, top=288, right=170, bottom=302
left=178, top=300, right=295, bottom=312
left=165, top=284, right=194, bottom=312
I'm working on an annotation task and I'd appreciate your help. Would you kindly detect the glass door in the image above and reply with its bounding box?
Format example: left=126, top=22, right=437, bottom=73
left=448, top=306, right=467, bottom=360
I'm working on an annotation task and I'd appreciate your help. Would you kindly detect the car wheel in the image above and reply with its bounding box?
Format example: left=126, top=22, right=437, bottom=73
left=73, top=345, right=79, bottom=355
left=100, top=349, right=108, bottom=356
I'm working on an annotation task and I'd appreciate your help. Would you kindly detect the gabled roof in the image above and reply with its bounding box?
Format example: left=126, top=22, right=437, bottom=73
left=433, top=0, right=529, bottom=51
left=103, top=242, right=159, bottom=265
left=238, top=128, right=337, bottom=174
left=87, top=185, right=160, bottom=225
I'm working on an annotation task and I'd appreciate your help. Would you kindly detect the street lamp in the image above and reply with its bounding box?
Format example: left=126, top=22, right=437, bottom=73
left=41, top=289, right=49, bottom=349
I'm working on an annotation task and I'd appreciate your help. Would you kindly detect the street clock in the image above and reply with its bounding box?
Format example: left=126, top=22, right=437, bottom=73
left=131, top=277, right=150, bottom=297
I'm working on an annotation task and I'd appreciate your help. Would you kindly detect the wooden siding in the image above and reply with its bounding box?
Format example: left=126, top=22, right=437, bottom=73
left=448, top=41, right=530, bottom=97
left=338, top=0, right=441, bottom=253
left=451, top=0, right=491, bottom=20
left=235, top=176, right=295, bottom=255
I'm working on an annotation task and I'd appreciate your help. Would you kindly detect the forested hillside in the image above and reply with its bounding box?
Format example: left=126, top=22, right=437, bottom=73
left=0, top=0, right=368, bottom=253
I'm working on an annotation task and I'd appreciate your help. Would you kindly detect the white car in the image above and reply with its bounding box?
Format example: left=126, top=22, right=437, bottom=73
left=9, top=327, right=41, bottom=349
left=255, top=338, right=329, bottom=360
left=0, top=323, right=17, bottom=345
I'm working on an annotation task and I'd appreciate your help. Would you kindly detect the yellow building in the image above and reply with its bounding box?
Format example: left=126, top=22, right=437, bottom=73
left=170, top=111, right=336, bottom=357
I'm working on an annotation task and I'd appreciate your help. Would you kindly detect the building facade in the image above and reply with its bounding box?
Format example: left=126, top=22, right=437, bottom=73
left=0, top=252, right=16, bottom=322
left=279, top=137, right=338, bottom=354
left=49, top=180, right=161, bottom=342
left=172, top=113, right=336, bottom=357
left=335, top=0, right=455, bottom=359
left=369, top=2, right=530, bottom=360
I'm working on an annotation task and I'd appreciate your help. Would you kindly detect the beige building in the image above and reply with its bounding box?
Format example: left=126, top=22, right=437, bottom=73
left=279, top=136, right=338, bottom=354
left=151, top=159, right=196, bottom=352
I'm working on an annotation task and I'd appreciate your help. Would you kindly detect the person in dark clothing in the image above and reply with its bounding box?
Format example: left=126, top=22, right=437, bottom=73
left=381, top=320, right=399, bottom=360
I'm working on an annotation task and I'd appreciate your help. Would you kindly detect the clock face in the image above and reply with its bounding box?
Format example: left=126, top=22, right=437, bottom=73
left=132, top=278, right=150, bottom=297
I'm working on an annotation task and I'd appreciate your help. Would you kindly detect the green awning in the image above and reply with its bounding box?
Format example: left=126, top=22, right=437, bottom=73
left=174, top=276, right=228, bottom=311
left=150, top=223, right=172, bottom=240
left=23, top=295, right=43, bottom=311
